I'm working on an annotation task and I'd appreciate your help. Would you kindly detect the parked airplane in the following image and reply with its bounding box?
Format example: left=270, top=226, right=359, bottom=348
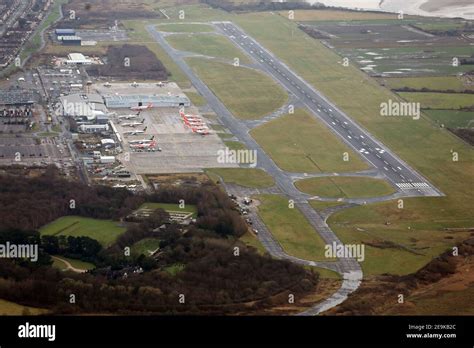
left=129, top=136, right=155, bottom=145
left=118, top=114, right=139, bottom=120
left=131, top=103, right=153, bottom=111
left=122, top=120, right=145, bottom=127
left=130, top=140, right=157, bottom=150
left=123, top=129, right=146, bottom=136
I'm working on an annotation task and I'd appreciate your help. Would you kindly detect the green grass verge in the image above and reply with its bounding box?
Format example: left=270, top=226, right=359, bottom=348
left=255, top=194, right=328, bottom=262
left=185, top=91, right=207, bottom=107
left=239, top=231, right=266, bottom=255
left=186, top=57, right=288, bottom=120
left=40, top=216, right=126, bottom=247
left=156, top=23, right=214, bottom=33
left=295, top=176, right=396, bottom=199
left=250, top=109, right=369, bottom=173
left=398, top=92, right=474, bottom=110
left=167, top=33, right=251, bottom=64
left=206, top=168, right=275, bottom=189
left=224, top=141, right=248, bottom=151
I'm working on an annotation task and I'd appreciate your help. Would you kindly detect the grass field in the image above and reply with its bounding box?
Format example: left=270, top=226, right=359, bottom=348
left=328, top=197, right=474, bottom=275
left=309, top=200, right=346, bottom=211
left=123, top=20, right=192, bottom=88
left=295, top=176, right=396, bottom=199
left=239, top=231, right=266, bottom=254
left=52, top=256, right=95, bottom=271
left=398, top=92, right=474, bottom=110
left=206, top=168, right=275, bottom=189
left=0, top=299, right=47, bottom=316
left=224, top=141, right=248, bottom=151
left=185, top=91, right=207, bottom=107
left=234, top=12, right=474, bottom=275
left=131, top=238, right=161, bottom=256
left=423, top=110, right=474, bottom=128
left=255, top=194, right=329, bottom=262
left=186, top=57, right=288, bottom=119
left=156, top=23, right=214, bottom=33
left=250, top=109, right=369, bottom=173
left=167, top=33, right=251, bottom=64
left=39, top=216, right=126, bottom=247
left=381, top=76, right=473, bottom=92
left=165, top=263, right=185, bottom=276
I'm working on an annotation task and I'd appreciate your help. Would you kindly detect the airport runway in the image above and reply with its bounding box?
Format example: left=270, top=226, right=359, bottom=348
left=147, top=24, right=363, bottom=315
left=213, top=21, right=443, bottom=198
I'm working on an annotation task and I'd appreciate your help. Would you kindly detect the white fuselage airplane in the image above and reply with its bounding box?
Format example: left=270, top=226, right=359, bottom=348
left=123, top=130, right=145, bottom=136
left=130, top=140, right=157, bottom=149
left=118, top=114, right=139, bottom=120
left=131, top=103, right=153, bottom=111
left=122, top=120, right=144, bottom=127
left=129, top=136, right=155, bottom=145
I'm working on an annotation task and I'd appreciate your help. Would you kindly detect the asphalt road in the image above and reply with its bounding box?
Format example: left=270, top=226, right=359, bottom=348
left=213, top=21, right=443, bottom=198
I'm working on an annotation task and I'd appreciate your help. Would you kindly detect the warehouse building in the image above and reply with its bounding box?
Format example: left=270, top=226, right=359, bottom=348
left=59, top=93, right=108, bottom=120
left=93, top=82, right=190, bottom=109
left=104, top=94, right=190, bottom=108
left=55, top=28, right=76, bottom=36
left=58, top=35, right=82, bottom=46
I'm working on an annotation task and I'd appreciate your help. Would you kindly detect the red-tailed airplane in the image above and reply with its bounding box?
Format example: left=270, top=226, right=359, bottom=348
left=129, top=135, right=155, bottom=145
left=131, top=103, right=153, bottom=111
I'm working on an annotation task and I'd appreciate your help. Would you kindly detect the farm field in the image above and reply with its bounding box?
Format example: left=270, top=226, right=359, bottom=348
left=206, top=168, right=275, bottom=189
left=166, top=33, right=252, bottom=64
left=295, top=176, right=396, bottom=199
left=255, top=194, right=329, bottom=262
left=250, top=109, right=369, bottom=173
left=186, top=57, right=288, bottom=120
left=398, top=92, right=474, bottom=110
left=156, top=23, right=214, bottom=33
left=39, top=216, right=126, bottom=247
left=423, top=110, right=474, bottom=128
left=380, top=76, right=474, bottom=92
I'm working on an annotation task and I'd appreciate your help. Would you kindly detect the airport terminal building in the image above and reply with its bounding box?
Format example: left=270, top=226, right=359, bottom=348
left=104, top=94, right=190, bottom=109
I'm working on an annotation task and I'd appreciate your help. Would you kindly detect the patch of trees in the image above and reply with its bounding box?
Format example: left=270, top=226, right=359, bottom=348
left=0, top=235, right=318, bottom=314
left=0, top=167, right=144, bottom=231
left=147, top=184, right=247, bottom=237
left=87, top=45, right=170, bottom=81
left=42, top=235, right=102, bottom=263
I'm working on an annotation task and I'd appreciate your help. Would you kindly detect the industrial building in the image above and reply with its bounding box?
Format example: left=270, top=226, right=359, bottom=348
left=93, top=82, right=190, bottom=109
left=104, top=94, right=190, bottom=108
left=58, top=35, right=82, bottom=46
left=79, top=124, right=109, bottom=133
left=55, top=28, right=76, bottom=36
left=65, top=53, right=92, bottom=65
left=59, top=93, right=108, bottom=120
